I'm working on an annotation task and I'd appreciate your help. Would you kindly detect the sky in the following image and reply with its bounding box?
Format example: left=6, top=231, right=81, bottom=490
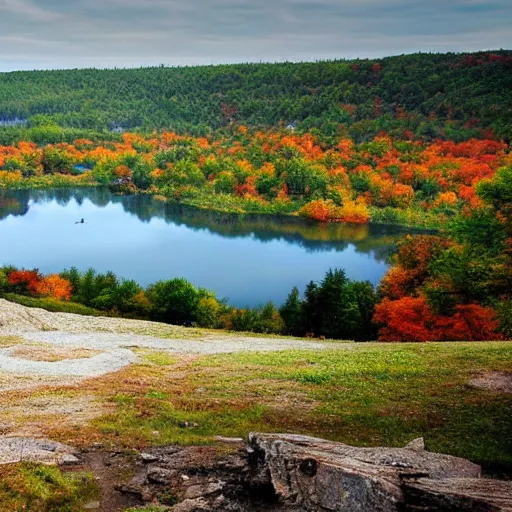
left=0, top=0, right=511, bottom=72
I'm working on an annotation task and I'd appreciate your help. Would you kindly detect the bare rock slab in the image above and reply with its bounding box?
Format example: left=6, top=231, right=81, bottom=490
left=0, top=436, right=80, bottom=466
left=403, top=478, right=512, bottom=511
left=121, top=434, right=510, bottom=511
left=247, top=433, right=483, bottom=511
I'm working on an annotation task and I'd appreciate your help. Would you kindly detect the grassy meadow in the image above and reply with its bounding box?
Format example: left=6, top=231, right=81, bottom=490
left=31, top=341, right=512, bottom=471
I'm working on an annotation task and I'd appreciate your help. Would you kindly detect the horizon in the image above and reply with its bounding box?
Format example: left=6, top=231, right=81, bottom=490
left=1, top=0, right=511, bottom=73
left=0, top=48, right=511, bottom=74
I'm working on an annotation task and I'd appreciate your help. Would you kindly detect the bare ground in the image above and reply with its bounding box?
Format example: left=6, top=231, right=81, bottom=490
left=0, top=298, right=331, bottom=436
left=0, top=298, right=329, bottom=388
left=469, top=371, right=512, bottom=394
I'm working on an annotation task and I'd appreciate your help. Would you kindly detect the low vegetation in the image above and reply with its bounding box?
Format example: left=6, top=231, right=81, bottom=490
left=37, top=342, right=511, bottom=474
left=0, top=463, right=97, bottom=512
left=1, top=51, right=511, bottom=509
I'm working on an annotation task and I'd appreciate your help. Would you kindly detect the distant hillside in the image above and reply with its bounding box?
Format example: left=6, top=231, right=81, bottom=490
left=0, top=51, right=511, bottom=141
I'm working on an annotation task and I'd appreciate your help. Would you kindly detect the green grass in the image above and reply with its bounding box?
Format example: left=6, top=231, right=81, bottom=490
left=0, top=463, right=98, bottom=512
left=64, top=341, right=512, bottom=474
left=141, top=352, right=178, bottom=366
left=170, top=190, right=304, bottom=216
left=368, top=205, right=448, bottom=229
left=2, top=293, right=107, bottom=317
left=0, top=174, right=98, bottom=190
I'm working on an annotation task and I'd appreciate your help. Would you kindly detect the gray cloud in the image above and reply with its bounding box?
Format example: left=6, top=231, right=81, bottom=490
left=0, top=0, right=510, bottom=71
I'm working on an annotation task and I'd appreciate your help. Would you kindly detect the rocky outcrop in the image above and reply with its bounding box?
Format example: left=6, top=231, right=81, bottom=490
left=0, top=436, right=80, bottom=466
left=402, top=478, right=512, bottom=511
left=119, top=433, right=511, bottom=511
left=246, top=433, right=483, bottom=511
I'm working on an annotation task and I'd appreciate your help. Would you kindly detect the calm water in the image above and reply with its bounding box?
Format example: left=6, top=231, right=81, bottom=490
left=0, top=188, right=407, bottom=306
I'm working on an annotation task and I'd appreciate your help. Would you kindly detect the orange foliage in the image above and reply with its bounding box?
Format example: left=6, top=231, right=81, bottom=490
left=235, top=176, right=258, bottom=197
left=329, top=167, right=350, bottom=187
left=33, top=274, right=72, bottom=301
left=300, top=199, right=369, bottom=224
left=434, top=191, right=458, bottom=208
left=378, top=265, right=414, bottom=300
left=114, top=165, right=132, bottom=179
left=458, top=185, right=482, bottom=208
left=300, top=199, right=335, bottom=222
left=379, top=235, right=451, bottom=299
left=0, top=129, right=508, bottom=230
left=259, top=162, right=275, bottom=176
left=276, top=183, right=289, bottom=200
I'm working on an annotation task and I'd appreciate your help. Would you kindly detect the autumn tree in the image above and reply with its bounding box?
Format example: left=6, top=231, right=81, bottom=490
left=34, top=274, right=72, bottom=301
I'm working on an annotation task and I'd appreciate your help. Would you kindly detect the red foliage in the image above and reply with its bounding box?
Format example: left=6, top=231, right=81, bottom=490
left=374, top=297, right=503, bottom=342
left=373, top=296, right=433, bottom=342
left=8, top=270, right=41, bottom=294
left=431, top=304, right=502, bottom=341
left=221, top=103, right=238, bottom=123
left=8, top=269, right=71, bottom=301
left=456, top=53, right=512, bottom=68
left=340, top=104, right=357, bottom=118
left=374, top=97, right=383, bottom=118
left=234, top=176, right=258, bottom=197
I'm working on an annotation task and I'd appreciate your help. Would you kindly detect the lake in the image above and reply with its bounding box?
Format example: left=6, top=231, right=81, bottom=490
left=0, top=188, right=408, bottom=307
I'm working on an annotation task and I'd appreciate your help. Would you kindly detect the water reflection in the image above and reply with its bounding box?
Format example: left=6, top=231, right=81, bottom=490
left=0, top=188, right=410, bottom=306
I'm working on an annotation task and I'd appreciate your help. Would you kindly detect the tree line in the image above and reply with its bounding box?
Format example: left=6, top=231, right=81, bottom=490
left=1, top=155, right=509, bottom=343
left=0, top=51, right=511, bottom=142
left=1, top=129, right=508, bottom=229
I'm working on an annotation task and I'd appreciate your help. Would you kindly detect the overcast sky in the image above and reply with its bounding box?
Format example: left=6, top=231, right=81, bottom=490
left=0, top=0, right=510, bottom=72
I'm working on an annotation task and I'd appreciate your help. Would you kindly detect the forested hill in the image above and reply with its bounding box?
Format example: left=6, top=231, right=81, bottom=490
left=0, top=51, right=511, bottom=141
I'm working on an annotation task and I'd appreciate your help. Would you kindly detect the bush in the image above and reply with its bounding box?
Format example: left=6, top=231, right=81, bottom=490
left=146, top=278, right=200, bottom=325
left=195, top=295, right=223, bottom=328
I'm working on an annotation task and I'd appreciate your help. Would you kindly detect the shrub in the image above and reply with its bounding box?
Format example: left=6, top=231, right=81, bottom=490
left=146, top=278, right=200, bottom=325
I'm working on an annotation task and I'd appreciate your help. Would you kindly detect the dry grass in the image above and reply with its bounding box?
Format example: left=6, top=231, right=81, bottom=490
left=10, top=345, right=100, bottom=362
left=0, top=336, right=25, bottom=348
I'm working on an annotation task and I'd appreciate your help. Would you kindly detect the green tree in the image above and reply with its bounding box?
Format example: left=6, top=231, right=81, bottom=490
left=146, top=278, right=200, bottom=325
left=280, top=286, right=305, bottom=336
left=301, top=269, right=377, bottom=340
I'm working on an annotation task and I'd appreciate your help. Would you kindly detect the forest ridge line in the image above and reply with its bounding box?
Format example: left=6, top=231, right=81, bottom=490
left=0, top=50, right=511, bottom=142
